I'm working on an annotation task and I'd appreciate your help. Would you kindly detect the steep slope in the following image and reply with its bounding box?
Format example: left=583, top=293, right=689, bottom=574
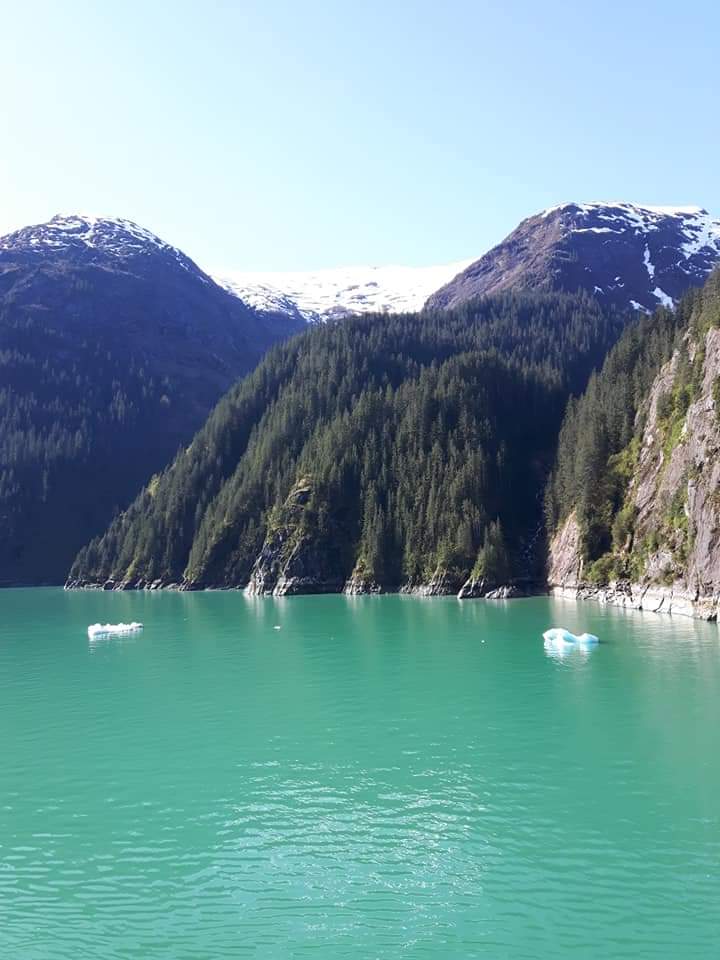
left=426, top=202, right=720, bottom=315
left=546, top=270, right=720, bottom=618
left=217, top=259, right=472, bottom=323
left=0, top=215, right=302, bottom=585
left=68, top=291, right=623, bottom=594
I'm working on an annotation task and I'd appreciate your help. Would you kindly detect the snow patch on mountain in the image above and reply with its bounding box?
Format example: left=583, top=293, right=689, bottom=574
left=541, top=201, right=720, bottom=251
left=531, top=202, right=720, bottom=313
left=427, top=201, right=720, bottom=315
left=541, top=201, right=709, bottom=221
left=643, top=244, right=655, bottom=279
left=0, top=214, right=207, bottom=280
left=216, top=260, right=474, bottom=323
left=653, top=287, right=675, bottom=309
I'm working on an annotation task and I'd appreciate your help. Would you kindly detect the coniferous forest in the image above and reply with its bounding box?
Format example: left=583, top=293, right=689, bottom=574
left=0, top=229, right=299, bottom=586
left=544, top=303, right=683, bottom=559
left=69, top=291, right=624, bottom=592
left=0, top=310, right=179, bottom=585
left=545, top=270, right=720, bottom=585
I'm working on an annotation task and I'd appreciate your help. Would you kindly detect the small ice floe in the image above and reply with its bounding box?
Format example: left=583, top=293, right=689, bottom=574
left=543, top=627, right=599, bottom=657
left=87, top=622, right=143, bottom=639
left=543, top=627, right=599, bottom=645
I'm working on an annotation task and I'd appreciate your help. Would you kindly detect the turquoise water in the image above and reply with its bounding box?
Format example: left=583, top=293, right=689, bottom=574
left=1, top=589, right=719, bottom=958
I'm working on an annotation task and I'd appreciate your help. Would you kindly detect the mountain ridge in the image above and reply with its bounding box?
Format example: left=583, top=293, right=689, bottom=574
left=426, top=201, right=720, bottom=315
left=6, top=202, right=718, bottom=324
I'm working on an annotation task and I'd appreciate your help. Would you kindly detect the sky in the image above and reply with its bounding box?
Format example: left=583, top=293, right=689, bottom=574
left=2, top=0, right=719, bottom=272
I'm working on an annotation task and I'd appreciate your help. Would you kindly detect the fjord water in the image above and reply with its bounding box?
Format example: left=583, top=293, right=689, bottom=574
left=1, top=591, right=718, bottom=959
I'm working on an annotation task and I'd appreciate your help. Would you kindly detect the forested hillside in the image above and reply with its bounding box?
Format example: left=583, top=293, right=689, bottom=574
left=69, top=291, right=623, bottom=593
left=546, top=270, right=720, bottom=614
left=0, top=215, right=300, bottom=584
left=544, top=302, right=685, bottom=560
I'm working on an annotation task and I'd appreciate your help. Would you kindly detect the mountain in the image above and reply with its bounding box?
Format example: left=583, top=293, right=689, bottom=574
left=67, top=290, right=624, bottom=594
left=213, top=202, right=719, bottom=324
left=216, top=260, right=472, bottom=323
left=8, top=201, right=719, bottom=589
left=545, top=269, right=720, bottom=619
left=426, top=202, right=720, bottom=315
left=0, top=214, right=302, bottom=585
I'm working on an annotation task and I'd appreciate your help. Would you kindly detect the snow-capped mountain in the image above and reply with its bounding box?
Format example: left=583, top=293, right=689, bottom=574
left=0, top=213, right=212, bottom=280
left=0, top=213, right=301, bottom=359
left=3, top=215, right=473, bottom=325
left=426, top=202, right=720, bottom=314
left=216, top=260, right=473, bottom=323
left=5, top=204, right=719, bottom=332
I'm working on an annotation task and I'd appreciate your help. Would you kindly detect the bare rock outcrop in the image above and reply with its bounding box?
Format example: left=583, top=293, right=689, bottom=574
left=549, top=320, right=720, bottom=621
left=547, top=510, right=583, bottom=588
left=245, top=479, right=346, bottom=597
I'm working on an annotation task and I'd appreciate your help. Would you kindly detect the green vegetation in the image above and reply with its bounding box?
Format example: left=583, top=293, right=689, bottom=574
left=0, top=309, right=183, bottom=584
left=0, top=238, right=298, bottom=585
left=546, top=270, right=720, bottom=582
left=71, top=291, right=624, bottom=590
left=471, top=519, right=510, bottom=583
left=713, top=376, right=720, bottom=421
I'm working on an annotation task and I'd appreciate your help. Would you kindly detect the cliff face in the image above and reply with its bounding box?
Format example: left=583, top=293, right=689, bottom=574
left=245, top=480, right=347, bottom=597
left=549, top=303, right=720, bottom=620
left=547, top=511, right=583, bottom=588
left=628, top=334, right=719, bottom=593
left=77, top=473, right=535, bottom=598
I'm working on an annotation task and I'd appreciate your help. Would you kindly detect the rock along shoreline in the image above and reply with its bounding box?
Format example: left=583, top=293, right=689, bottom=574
left=549, top=582, right=719, bottom=622
left=64, top=575, right=542, bottom=601
left=64, top=574, right=720, bottom=622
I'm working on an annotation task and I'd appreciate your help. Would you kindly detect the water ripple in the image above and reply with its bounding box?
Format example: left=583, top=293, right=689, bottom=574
left=0, top=591, right=718, bottom=958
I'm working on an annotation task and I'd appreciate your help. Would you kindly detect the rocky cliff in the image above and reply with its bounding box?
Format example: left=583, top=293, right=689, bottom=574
left=244, top=479, right=348, bottom=597
left=234, top=484, right=529, bottom=599
left=548, top=275, right=720, bottom=619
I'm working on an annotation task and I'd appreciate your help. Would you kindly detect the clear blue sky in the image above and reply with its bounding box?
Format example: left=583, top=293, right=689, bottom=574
left=2, top=0, right=718, bottom=271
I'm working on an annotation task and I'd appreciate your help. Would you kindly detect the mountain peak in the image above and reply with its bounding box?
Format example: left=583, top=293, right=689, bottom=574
left=427, top=201, right=720, bottom=314
left=540, top=201, right=708, bottom=219
left=0, top=213, right=207, bottom=281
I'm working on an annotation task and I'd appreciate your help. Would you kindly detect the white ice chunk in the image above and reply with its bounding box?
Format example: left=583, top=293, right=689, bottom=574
left=88, top=621, right=143, bottom=639
left=543, top=627, right=599, bottom=648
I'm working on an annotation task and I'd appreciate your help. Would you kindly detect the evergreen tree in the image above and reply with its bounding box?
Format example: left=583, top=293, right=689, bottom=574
left=545, top=272, right=720, bottom=568
left=70, top=290, right=626, bottom=589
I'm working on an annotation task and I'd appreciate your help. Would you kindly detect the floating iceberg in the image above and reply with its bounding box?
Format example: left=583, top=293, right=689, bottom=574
left=87, top=621, right=143, bottom=639
left=543, top=627, right=599, bottom=649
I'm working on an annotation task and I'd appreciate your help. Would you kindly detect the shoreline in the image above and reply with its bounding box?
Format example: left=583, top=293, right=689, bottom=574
left=9, top=580, right=720, bottom=623
left=63, top=577, right=545, bottom=601
left=549, top=583, right=719, bottom=623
